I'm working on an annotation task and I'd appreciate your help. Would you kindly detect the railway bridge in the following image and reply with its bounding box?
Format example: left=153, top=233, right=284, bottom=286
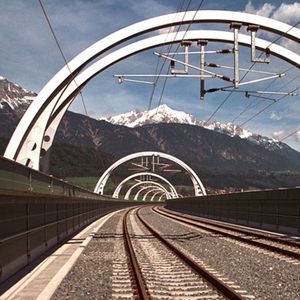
left=0, top=7, right=300, bottom=300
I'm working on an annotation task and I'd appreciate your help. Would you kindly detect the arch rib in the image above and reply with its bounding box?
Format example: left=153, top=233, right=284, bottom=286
left=112, top=171, right=178, bottom=198
left=95, top=151, right=205, bottom=196
left=150, top=191, right=165, bottom=202
left=124, top=180, right=171, bottom=200
left=142, top=188, right=165, bottom=201
left=134, top=186, right=172, bottom=200
left=5, top=10, right=300, bottom=169
left=133, top=186, right=168, bottom=201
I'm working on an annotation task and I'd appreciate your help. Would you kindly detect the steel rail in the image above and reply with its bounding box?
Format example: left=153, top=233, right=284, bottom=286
left=136, top=208, right=244, bottom=300
left=154, top=207, right=300, bottom=260
left=156, top=206, right=300, bottom=248
left=123, top=209, right=150, bottom=300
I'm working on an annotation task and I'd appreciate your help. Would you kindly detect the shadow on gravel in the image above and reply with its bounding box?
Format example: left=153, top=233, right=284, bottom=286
left=93, top=233, right=124, bottom=239
left=94, top=232, right=223, bottom=243
left=161, top=232, right=222, bottom=242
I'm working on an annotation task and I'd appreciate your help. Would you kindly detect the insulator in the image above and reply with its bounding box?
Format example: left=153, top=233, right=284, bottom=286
left=206, top=63, right=219, bottom=68
left=218, top=49, right=232, bottom=54
left=205, top=88, right=220, bottom=93
left=222, top=76, right=231, bottom=82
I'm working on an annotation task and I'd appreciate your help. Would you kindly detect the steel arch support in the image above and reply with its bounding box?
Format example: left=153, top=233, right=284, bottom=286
left=142, top=188, right=165, bottom=201
left=37, top=30, right=300, bottom=173
left=134, top=185, right=170, bottom=200
left=95, top=151, right=206, bottom=196
left=158, top=194, right=165, bottom=201
left=150, top=191, right=165, bottom=202
left=112, top=171, right=178, bottom=198
left=5, top=10, right=300, bottom=169
left=124, top=180, right=171, bottom=200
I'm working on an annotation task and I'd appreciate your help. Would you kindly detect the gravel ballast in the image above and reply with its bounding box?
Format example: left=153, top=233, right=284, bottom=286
left=140, top=206, right=300, bottom=300
left=53, top=209, right=133, bottom=300
left=52, top=206, right=299, bottom=299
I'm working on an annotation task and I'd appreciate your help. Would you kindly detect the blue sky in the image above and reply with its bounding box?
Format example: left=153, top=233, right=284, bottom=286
left=2, top=1, right=300, bottom=150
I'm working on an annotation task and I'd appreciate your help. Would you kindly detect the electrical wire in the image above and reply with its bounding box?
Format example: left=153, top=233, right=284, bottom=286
left=154, top=0, right=206, bottom=111
left=240, top=72, right=300, bottom=127
left=148, top=0, right=193, bottom=110
left=38, top=0, right=89, bottom=116
left=231, top=65, right=296, bottom=122
left=280, top=127, right=300, bottom=141
left=204, top=19, right=300, bottom=125
left=147, top=0, right=186, bottom=110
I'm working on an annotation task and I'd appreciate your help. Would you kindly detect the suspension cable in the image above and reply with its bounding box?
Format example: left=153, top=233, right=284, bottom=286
left=38, top=0, right=89, bottom=116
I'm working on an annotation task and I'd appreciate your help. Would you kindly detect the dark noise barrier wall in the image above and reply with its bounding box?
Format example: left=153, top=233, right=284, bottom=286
left=0, top=189, right=140, bottom=284
left=166, top=188, right=300, bottom=236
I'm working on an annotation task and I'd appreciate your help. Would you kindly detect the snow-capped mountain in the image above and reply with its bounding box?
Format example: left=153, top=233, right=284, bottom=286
left=0, top=76, right=36, bottom=111
left=101, top=104, right=199, bottom=128
left=100, top=104, right=286, bottom=151
left=2, top=76, right=300, bottom=190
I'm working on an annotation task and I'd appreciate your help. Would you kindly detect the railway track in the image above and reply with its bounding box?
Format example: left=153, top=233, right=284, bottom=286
left=123, top=207, right=249, bottom=300
left=154, top=206, right=300, bottom=262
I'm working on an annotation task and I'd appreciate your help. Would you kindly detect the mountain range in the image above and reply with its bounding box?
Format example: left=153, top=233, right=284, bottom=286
left=1, top=75, right=300, bottom=192
left=100, top=104, right=288, bottom=153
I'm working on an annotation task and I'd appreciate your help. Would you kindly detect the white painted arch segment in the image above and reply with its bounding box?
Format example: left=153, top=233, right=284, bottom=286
left=112, top=171, right=178, bottom=199
left=134, top=186, right=171, bottom=200
left=142, top=188, right=165, bottom=201
left=158, top=194, right=165, bottom=201
left=134, top=185, right=169, bottom=201
left=150, top=191, right=165, bottom=202
left=95, top=151, right=206, bottom=196
left=5, top=10, right=300, bottom=170
left=37, top=30, right=300, bottom=173
left=124, top=180, right=171, bottom=200
left=133, top=185, right=168, bottom=201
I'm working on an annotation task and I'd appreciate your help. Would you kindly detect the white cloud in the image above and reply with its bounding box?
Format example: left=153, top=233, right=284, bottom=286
left=272, top=130, right=285, bottom=139
left=272, top=2, right=300, bottom=24
left=244, top=1, right=300, bottom=25
left=270, top=112, right=282, bottom=121
left=244, top=1, right=275, bottom=18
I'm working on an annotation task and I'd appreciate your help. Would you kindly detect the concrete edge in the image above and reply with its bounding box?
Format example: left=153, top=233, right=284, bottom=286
left=35, top=209, right=122, bottom=300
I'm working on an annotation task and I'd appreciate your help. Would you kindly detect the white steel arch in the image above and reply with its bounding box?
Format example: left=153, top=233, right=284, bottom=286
left=151, top=191, right=165, bottom=202
left=158, top=194, right=165, bottom=201
left=112, top=171, right=178, bottom=198
left=124, top=180, right=171, bottom=200
left=134, top=185, right=168, bottom=200
left=36, top=30, right=300, bottom=173
left=142, top=188, right=165, bottom=201
left=4, top=10, right=300, bottom=171
left=95, top=151, right=206, bottom=196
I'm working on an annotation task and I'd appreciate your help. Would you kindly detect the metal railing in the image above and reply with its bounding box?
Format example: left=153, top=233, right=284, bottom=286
left=166, top=188, right=300, bottom=236
left=0, top=156, right=99, bottom=198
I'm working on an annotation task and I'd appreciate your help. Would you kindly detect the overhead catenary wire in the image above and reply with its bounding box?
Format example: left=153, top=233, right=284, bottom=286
left=154, top=0, right=206, bottom=112
left=204, top=19, right=300, bottom=125
left=240, top=76, right=300, bottom=128
left=153, top=1, right=194, bottom=113
left=280, top=127, right=300, bottom=141
left=231, top=65, right=296, bottom=123
left=38, top=0, right=89, bottom=116
left=147, top=0, right=188, bottom=111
